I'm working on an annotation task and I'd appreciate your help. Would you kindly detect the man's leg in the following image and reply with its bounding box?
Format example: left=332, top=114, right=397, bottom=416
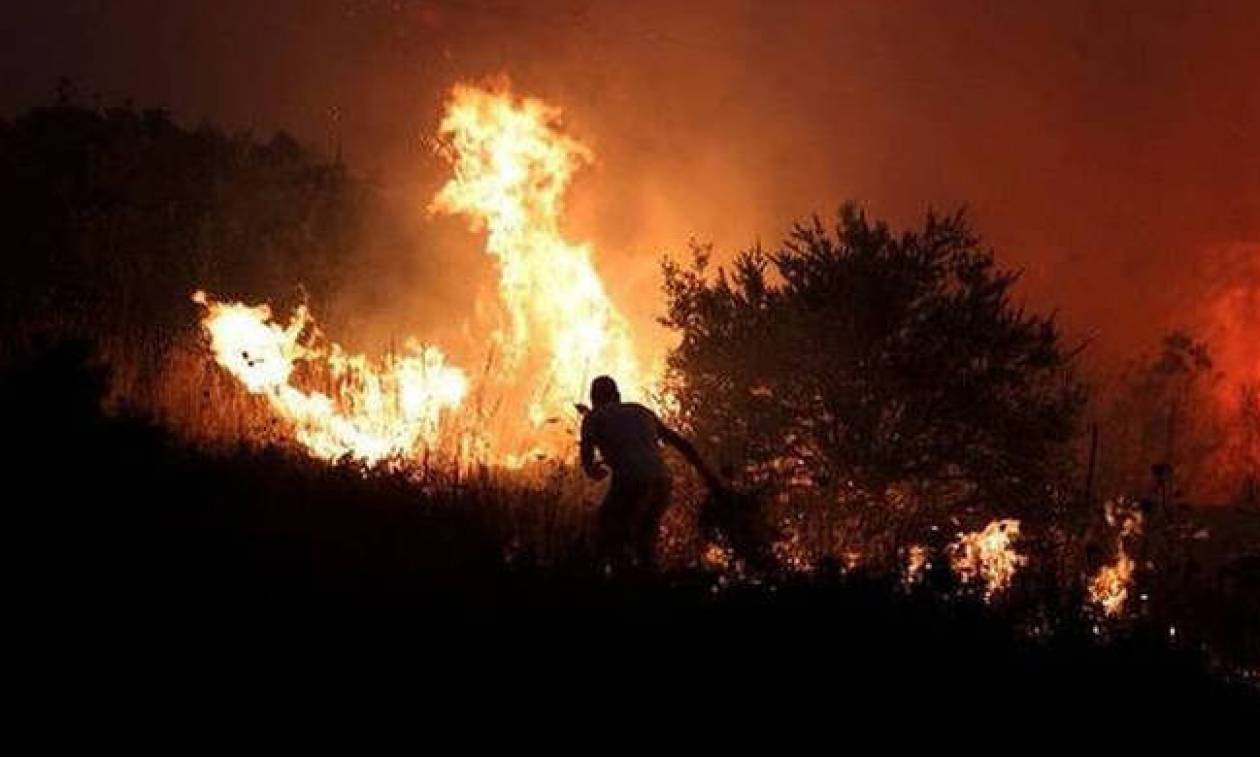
left=596, top=479, right=636, bottom=568
left=630, top=477, right=672, bottom=569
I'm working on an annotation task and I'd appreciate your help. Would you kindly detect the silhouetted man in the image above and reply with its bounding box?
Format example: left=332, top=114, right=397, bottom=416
left=579, top=375, right=719, bottom=568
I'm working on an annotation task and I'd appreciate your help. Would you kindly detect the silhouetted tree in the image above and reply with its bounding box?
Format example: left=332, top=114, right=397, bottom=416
left=0, top=93, right=365, bottom=341
left=660, top=204, right=1085, bottom=522
left=1096, top=331, right=1254, bottom=504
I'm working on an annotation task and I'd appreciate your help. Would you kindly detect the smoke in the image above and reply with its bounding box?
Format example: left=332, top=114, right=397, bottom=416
left=3, top=0, right=1257, bottom=372
left=1202, top=244, right=1260, bottom=403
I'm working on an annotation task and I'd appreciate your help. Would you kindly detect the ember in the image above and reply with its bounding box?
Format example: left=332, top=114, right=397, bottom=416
left=904, top=544, right=929, bottom=586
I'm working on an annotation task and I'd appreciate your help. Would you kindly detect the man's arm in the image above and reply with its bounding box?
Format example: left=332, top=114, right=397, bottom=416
left=659, top=424, right=722, bottom=490
left=579, top=414, right=608, bottom=481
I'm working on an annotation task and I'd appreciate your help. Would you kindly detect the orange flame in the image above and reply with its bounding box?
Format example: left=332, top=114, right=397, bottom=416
left=1088, top=499, right=1143, bottom=617
left=193, top=81, right=645, bottom=466
left=948, top=519, right=1027, bottom=599
left=430, top=83, right=642, bottom=432
left=192, top=291, right=467, bottom=464
left=904, top=544, right=929, bottom=586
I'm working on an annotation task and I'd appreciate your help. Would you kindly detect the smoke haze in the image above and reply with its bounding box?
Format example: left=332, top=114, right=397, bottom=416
left=4, top=0, right=1257, bottom=369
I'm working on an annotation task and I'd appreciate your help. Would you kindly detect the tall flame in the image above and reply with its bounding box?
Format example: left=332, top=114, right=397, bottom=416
left=192, top=81, right=643, bottom=466
left=430, top=83, right=642, bottom=428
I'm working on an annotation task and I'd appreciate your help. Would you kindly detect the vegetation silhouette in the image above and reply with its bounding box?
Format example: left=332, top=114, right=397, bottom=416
left=0, top=93, right=361, bottom=348
left=1, top=92, right=1256, bottom=710
left=5, top=341, right=1256, bottom=714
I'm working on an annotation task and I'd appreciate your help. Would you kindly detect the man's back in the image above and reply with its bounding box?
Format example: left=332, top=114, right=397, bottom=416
left=581, top=402, right=667, bottom=481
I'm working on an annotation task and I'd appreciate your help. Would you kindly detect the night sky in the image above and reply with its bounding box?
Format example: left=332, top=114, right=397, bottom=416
left=3, top=0, right=1257, bottom=365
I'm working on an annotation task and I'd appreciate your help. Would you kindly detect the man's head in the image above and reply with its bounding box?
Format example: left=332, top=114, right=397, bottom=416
left=590, top=375, right=620, bottom=408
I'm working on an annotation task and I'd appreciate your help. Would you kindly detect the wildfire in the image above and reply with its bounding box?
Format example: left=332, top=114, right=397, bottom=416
left=1088, top=499, right=1144, bottom=617
left=904, top=544, right=929, bottom=586
left=948, top=519, right=1027, bottom=599
left=193, top=81, right=644, bottom=466
left=430, top=83, right=642, bottom=437
left=192, top=291, right=467, bottom=464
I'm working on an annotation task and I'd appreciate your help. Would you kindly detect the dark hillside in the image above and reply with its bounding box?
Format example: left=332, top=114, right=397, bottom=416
left=6, top=341, right=1255, bottom=716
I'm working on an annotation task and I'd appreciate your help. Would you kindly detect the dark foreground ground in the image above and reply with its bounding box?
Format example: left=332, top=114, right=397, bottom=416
left=6, top=342, right=1257, bottom=721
